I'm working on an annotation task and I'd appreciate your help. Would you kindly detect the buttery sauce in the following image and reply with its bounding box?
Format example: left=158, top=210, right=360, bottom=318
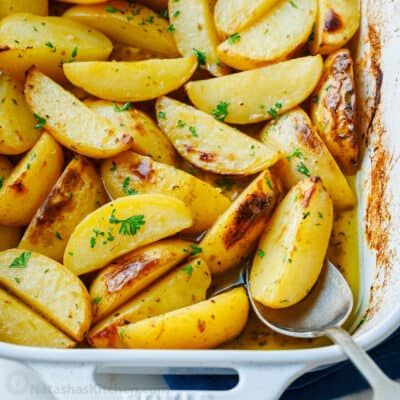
left=220, top=179, right=360, bottom=350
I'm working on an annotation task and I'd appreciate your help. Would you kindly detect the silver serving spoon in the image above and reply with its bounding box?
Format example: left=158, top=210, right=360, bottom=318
left=213, top=260, right=400, bottom=399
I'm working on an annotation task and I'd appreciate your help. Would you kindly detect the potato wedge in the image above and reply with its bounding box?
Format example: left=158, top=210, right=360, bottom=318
left=110, top=44, right=159, bottom=62
left=64, top=194, right=193, bottom=275
left=0, top=288, right=75, bottom=348
left=64, top=57, right=197, bottom=102
left=119, top=287, right=249, bottom=349
left=156, top=97, right=280, bottom=175
left=0, top=249, right=91, bottom=341
left=0, top=133, right=64, bottom=227
left=0, top=1, right=48, bottom=19
left=89, top=257, right=211, bottom=348
left=0, top=13, right=112, bottom=57
left=200, top=170, right=281, bottom=274
left=101, top=152, right=231, bottom=233
left=250, top=177, right=333, bottom=308
left=310, top=49, right=358, bottom=174
left=186, top=55, right=323, bottom=124
left=63, top=1, right=179, bottom=57
left=0, top=72, right=42, bottom=155
left=310, top=0, right=360, bottom=55
left=87, top=100, right=177, bottom=165
left=19, top=156, right=108, bottom=262
left=168, top=0, right=230, bottom=76
left=90, top=239, right=191, bottom=322
left=260, top=108, right=355, bottom=209
left=217, top=0, right=316, bottom=70
left=24, top=68, right=132, bottom=159
left=214, top=0, right=280, bottom=36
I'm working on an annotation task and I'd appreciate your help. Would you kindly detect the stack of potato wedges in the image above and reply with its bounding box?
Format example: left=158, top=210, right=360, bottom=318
left=0, top=0, right=359, bottom=349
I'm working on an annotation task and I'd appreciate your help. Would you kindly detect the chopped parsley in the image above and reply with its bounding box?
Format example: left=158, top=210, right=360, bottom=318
left=110, top=161, right=117, bottom=172
left=182, top=264, right=193, bottom=276
left=173, top=10, right=181, bottom=17
left=109, top=209, right=145, bottom=236
left=227, top=33, right=241, bottom=44
left=105, top=5, right=119, bottom=13
left=71, top=47, right=78, bottom=59
left=55, top=231, right=63, bottom=240
left=286, top=148, right=304, bottom=160
left=122, top=176, right=137, bottom=196
left=9, top=252, right=31, bottom=268
left=158, top=9, right=168, bottom=19
left=158, top=111, right=167, bottom=120
left=302, top=211, right=310, bottom=219
left=190, top=244, right=202, bottom=255
left=257, top=249, right=266, bottom=258
left=296, top=161, right=311, bottom=177
left=267, top=102, right=282, bottom=119
left=167, top=24, right=176, bottom=32
left=212, top=101, right=229, bottom=122
left=318, top=212, right=324, bottom=219
left=15, top=277, right=21, bottom=284
left=189, top=126, right=198, bottom=137
left=92, top=296, right=102, bottom=304
left=45, top=41, right=56, bottom=52
left=289, top=1, right=298, bottom=8
left=265, top=176, right=273, bottom=190
left=90, top=229, right=103, bottom=249
left=177, top=120, right=186, bottom=128
left=114, top=102, right=132, bottom=112
left=0, top=176, right=4, bottom=189
left=193, top=48, right=206, bottom=66
left=33, top=113, right=46, bottom=129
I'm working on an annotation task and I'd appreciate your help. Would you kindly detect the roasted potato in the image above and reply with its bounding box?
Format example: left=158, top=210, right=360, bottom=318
left=64, top=1, right=179, bottom=57
left=214, top=0, right=280, bottom=37
left=89, top=257, right=211, bottom=348
left=87, top=100, right=177, bottom=165
left=168, top=0, right=230, bottom=76
left=90, top=239, right=192, bottom=321
left=217, top=0, right=316, bottom=70
left=250, top=177, right=333, bottom=308
left=24, top=68, right=133, bottom=158
left=200, top=170, right=281, bottom=274
left=19, top=156, right=108, bottom=262
left=260, top=107, right=355, bottom=209
left=310, top=49, right=358, bottom=173
left=110, top=44, right=159, bottom=62
left=0, top=72, right=42, bottom=155
left=0, top=249, right=92, bottom=341
left=0, top=133, right=64, bottom=227
left=156, top=97, right=280, bottom=175
left=310, top=0, right=360, bottom=55
left=63, top=57, right=197, bottom=102
left=0, top=288, right=75, bottom=348
left=0, top=0, right=48, bottom=19
left=64, top=194, right=193, bottom=275
left=101, top=152, right=231, bottom=233
left=119, top=287, right=249, bottom=349
left=186, top=55, right=323, bottom=124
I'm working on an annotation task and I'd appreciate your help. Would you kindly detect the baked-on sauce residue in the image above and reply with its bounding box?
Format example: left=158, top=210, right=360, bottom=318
left=129, top=156, right=154, bottom=181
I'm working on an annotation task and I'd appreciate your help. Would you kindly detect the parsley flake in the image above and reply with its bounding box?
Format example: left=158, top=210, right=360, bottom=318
left=167, top=24, right=176, bottom=32
left=193, top=48, right=206, bottom=66
left=9, top=252, right=31, bottom=268
left=296, top=161, right=311, bottom=177
left=33, top=113, right=46, bottom=129
left=109, top=210, right=145, bottom=236
left=93, top=296, right=102, bottom=304
left=122, top=177, right=137, bottom=196
left=228, top=33, right=241, bottom=44
left=189, top=126, right=198, bottom=137
left=190, top=244, right=202, bottom=255
left=257, top=249, right=266, bottom=258
left=212, top=101, right=229, bottom=122
left=55, top=231, right=63, bottom=240
left=158, top=111, right=167, bottom=120
left=114, top=102, right=132, bottom=112
left=182, top=264, right=193, bottom=276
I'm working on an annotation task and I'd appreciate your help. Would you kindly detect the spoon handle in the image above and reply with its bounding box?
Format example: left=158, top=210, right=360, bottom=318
left=326, top=327, right=400, bottom=399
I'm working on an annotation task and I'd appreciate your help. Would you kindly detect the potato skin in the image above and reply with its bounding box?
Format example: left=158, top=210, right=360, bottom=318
left=250, top=177, right=333, bottom=308
left=311, top=49, right=358, bottom=174
left=0, top=133, right=64, bottom=227
left=19, top=156, right=108, bottom=262
left=119, top=287, right=249, bottom=349
left=0, top=249, right=92, bottom=341
left=201, top=170, right=282, bottom=274
left=90, top=239, right=192, bottom=322
left=101, top=151, right=231, bottom=234
left=0, top=72, right=41, bottom=154
left=0, top=288, right=75, bottom=348
left=89, top=258, right=211, bottom=348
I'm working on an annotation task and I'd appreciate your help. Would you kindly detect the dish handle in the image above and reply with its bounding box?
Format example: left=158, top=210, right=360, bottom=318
left=13, top=361, right=315, bottom=400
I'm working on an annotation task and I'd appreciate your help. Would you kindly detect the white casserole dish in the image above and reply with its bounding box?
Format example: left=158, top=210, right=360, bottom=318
left=1, top=1, right=400, bottom=399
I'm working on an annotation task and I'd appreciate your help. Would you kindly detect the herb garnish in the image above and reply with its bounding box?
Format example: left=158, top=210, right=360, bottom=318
left=212, top=101, right=229, bottom=122
left=228, top=33, right=241, bottom=44
left=296, top=161, right=311, bottom=177
left=193, top=48, right=206, bottom=66
left=33, top=113, right=46, bottom=129
left=109, top=210, right=145, bottom=236
left=9, top=252, right=31, bottom=268
left=122, top=177, right=137, bottom=196
left=182, top=264, right=193, bottom=276
left=114, top=102, right=132, bottom=112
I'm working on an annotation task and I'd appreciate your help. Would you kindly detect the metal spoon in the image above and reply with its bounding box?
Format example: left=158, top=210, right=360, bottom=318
left=213, top=260, right=400, bottom=399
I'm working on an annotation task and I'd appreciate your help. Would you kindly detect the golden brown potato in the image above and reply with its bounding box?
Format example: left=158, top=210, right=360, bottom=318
left=168, top=0, right=231, bottom=76
left=217, top=0, right=316, bottom=70
left=19, top=156, right=108, bottom=262
left=0, top=249, right=91, bottom=341
left=310, top=0, right=360, bottom=55
left=110, top=44, right=159, bottom=62
left=260, top=108, right=355, bottom=209
left=24, top=68, right=133, bottom=159
left=200, top=170, right=281, bottom=274
left=0, top=288, right=75, bottom=348
left=186, top=55, right=323, bottom=124
left=0, top=133, right=64, bottom=227
left=250, top=177, right=333, bottom=308
left=64, top=1, right=179, bottom=57
left=0, top=71, right=42, bottom=155
left=90, top=239, right=192, bottom=322
left=156, top=97, right=280, bottom=175
left=101, top=152, right=231, bottom=233
left=89, top=257, right=211, bottom=348
left=310, top=49, right=358, bottom=174
left=0, top=0, right=48, bottom=19
left=119, top=287, right=249, bottom=349
left=64, top=194, right=193, bottom=275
